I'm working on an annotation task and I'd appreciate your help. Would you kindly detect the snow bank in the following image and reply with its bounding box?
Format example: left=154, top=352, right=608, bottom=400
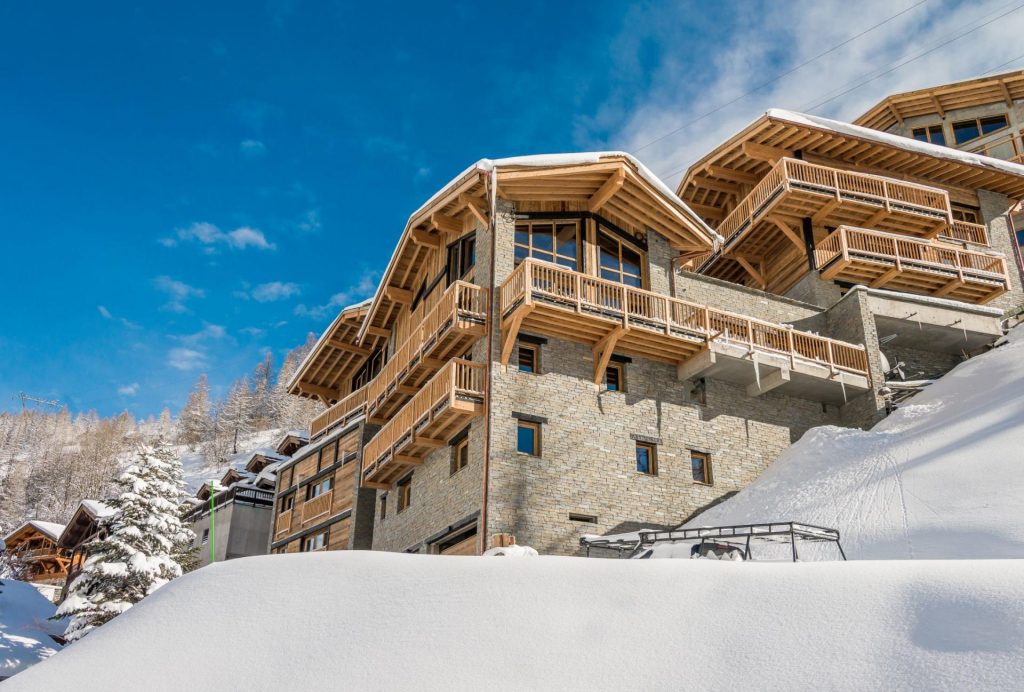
left=0, top=579, right=65, bottom=680
left=8, top=552, right=1024, bottom=690
left=678, top=325, right=1024, bottom=560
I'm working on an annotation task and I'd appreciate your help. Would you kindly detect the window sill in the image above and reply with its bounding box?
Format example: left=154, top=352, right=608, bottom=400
left=635, top=471, right=658, bottom=477
left=516, top=452, right=541, bottom=459
left=692, top=480, right=713, bottom=487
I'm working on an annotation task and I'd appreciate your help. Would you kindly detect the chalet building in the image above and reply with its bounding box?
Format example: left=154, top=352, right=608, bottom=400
left=2, top=520, right=70, bottom=602
left=185, top=440, right=298, bottom=566
left=56, top=499, right=113, bottom=601
left=855, top=69, right=1024, bottom=252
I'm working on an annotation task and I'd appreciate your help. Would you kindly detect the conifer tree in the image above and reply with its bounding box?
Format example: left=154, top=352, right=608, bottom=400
left=177, top=374, right=211, bottom=447
left=55, top=444, right=194, bottom=642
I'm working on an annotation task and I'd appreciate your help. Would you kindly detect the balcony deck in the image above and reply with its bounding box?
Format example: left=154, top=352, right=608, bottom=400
left=815, top=226, right=1009, bottom=304
left=309, top=385, right=368, bottom=439
left=362, top=359, right=486, bottom=488
left=700, top=158, right=953, bottom=292
left=501, top=260, right=870, bottom=404
left=366, top=281, right=487, bottom=424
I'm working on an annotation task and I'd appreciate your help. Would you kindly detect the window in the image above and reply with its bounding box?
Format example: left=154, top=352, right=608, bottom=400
left=451, top=437, right=470, bottom=475
left=279, top=494, right=294, bottom=513
left=518, top=343, right=539, bottom=373
left=514, top=220, right=580, bottom=269
left=516, top=420, right=541, bottom=456
left=305, top=476, right=333, bottom=501
left=446, top=232, right=476, bottom=285
left=635, top=442, right=657, bottom=475
left=379, top=494, right=387, bottom=522
left=953, top=114, right=1009, bottom=145
left=397, top=475, right=412, bottom=512
left=568, top=513, right=598, bottom=524
left=951, top=205, right=981, bottom=224
left=604, top=363, right=624, bottom=392
left=912, top=125, right=945, bottom=146
left=691, top=451, right=712, bottom=484
left=302, top=531, right=327, bottom=552
left=201, top=528, right=209, bottom=545
left=352, top=348, right=385, bottom=390
left=597, top=229, right=644, bottom=287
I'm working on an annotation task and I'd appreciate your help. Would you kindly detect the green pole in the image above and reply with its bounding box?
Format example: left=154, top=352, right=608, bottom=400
left=209, top=482, right=216, bottom=564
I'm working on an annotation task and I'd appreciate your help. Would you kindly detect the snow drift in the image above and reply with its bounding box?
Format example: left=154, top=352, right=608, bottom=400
left=0, top=579, right=64, bottom=680
left=8, top=552, right=1024, bottom=691
left=677, top=326, right=1024, bottom=560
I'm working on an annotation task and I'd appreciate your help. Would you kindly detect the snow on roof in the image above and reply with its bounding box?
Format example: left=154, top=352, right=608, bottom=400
left=767, top=108, right=1024, bottom=178
left=4, top=520, right=66, bottom=543
left=80, top=499, right=115, bottom=519
left=9, top=551, right=1024, bottom=689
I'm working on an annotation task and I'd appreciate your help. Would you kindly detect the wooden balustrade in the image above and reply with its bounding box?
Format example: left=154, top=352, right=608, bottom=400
left=274, top=511, right=292, bottom=537
left=815, top=226, right=1008, bottom=303
left=301, top=491, right=333, bottom=522
left=362, top=359, right=486, bottom=487
left=942, top=220, right=989, bottom=246
left=310, top=385, right=368, bottom=439
left=715, top=158, right=951, bottom=247
left=503, top=259, right=870, bottom=377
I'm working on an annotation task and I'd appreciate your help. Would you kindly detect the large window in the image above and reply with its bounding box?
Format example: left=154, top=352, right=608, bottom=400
left=912, top=125, right=945, bottom=146
left=951, top=205, right=981, bottom=224
left=514, top=220, right=580, bottom=269
left=446, top=232, right=476, bottom=285
left=597, top=229, right=644, bottom=287
left=953, top=114, right=1008, bottom=145
left=397, top=475, right=413, bottom=512
left=352, top=348, right=385, bottom=390
left=516, top=420, right=541, bottom=456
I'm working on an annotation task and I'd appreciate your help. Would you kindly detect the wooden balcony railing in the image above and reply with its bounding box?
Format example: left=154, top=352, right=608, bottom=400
left=274, top=511, right=292, bottom=537
left=17, top=547, right=67, bottom=562
left=301, top=491, right=333, bottom=522
left=502, top=259, right=870, bottom=377
left=815, top=226, right=1008, bottom=303
left=310, top=385, right=368, bottom=439
left=942, top=220, right=989, bottom=246
left=365, top=280, right=487, bottom=423
left=362, top=359, right=486, bottom=487
left=714, top=158, right=951, bottom=248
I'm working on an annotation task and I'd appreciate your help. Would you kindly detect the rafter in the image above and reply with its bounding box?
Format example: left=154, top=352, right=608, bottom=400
left=588, top=168, right=626, bottom=212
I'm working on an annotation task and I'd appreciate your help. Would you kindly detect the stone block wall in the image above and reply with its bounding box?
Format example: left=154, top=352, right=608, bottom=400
left=978, top=188, right=1024, bottom=311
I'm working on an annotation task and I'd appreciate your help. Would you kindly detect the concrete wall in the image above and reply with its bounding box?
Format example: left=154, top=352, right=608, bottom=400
left=191, top=501, right=272, bottom=568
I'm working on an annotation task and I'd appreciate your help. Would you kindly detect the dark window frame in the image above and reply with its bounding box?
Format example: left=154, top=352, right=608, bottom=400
left=952, top=114, right=1009, bottom=145
left=397, top=475, right=413, bottom=513
left=446, top=232, right=477, bottom=286
left=911, top=124, right=945, bottom=146
left=451, top=436, right=470, bottom=475
left=596, top=224, right=646, bottom=288
left=517, top=343, right=539, bottom=374
left=514, top=219, right=582, bottom=270
left=604, top=362, right=625, bottom=392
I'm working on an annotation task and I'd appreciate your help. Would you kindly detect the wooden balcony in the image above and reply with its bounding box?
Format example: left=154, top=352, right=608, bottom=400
left=700, top=158, right=953, bottom=292
left=815, top=226, right=1009, bottom=304
left=941, top=220, right=989, bottom=246
left=18, top=547, right=68, bottom=563
left=310, top=385, right=368, bottom=439
left=501, top=260, right=870, bottom=404
left=274, top=511, right=292, bottom=538
left=366, top=280, right=487, bottom=424
left=363, top=359, right=485, bottom=488
left=301, top=491, right=333, bottom=522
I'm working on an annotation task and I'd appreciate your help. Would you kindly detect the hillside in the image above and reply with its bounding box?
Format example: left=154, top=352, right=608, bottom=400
left=674, top=325, right=1024, bottom=560
left=0, top=579, right=65, bottom=680
left=176, top=428, right=287, bottom=492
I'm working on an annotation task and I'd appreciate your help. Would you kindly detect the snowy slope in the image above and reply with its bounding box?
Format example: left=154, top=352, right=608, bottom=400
left=177, top=428, right=284, bottom=492
left=7, top=552, right=1024, bottom=691
left=0, top=579, right=65, bottom=680
left=678, top=326, right=1024, bottom=560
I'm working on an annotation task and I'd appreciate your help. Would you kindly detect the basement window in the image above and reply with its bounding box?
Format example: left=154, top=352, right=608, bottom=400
left=569, top=513, right=598, bottom=524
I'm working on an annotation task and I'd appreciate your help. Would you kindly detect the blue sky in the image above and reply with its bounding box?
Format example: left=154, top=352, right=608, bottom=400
left=1, top=1, right=1018, bottom=418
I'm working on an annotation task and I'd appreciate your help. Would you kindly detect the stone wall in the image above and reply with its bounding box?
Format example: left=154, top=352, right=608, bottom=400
left=978, top=188, right=1024, bottom=311
left=824, top=290, right=887, bottom=429
left=674, top=269, right=826, bottom=332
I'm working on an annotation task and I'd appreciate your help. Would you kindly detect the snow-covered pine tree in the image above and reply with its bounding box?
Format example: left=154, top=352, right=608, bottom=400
left=249, top=353, right=276, bottom=430
left=220, top=377, right=253, bottom=454
left=55, top=443, right=194, bottom=642
left=177, top=374, right=212, bottom=447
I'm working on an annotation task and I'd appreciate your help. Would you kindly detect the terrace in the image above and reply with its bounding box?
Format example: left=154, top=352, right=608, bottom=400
left=815, top=226, right=1009, bottom=304
left=500, top=259, right=871, bottom=404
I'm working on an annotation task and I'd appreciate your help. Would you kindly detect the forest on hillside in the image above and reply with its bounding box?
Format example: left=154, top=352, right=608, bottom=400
left=0, top=335, right=323, bottom=534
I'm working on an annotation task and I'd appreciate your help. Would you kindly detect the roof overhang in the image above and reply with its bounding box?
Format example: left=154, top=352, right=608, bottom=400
left=679, top=109, right=1024, bottom=220
left=287, top=300, right=376, bottom=403
left=855, top=70, right=1024, bottom=132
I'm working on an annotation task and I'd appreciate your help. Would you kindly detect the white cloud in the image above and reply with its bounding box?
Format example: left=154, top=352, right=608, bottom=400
left=98, top=305, right=112, bottom=319
left=240, top=139, right=267, bottom=157
left=583, top=0, right=1024, bottom=186
left=164, top=221, right=276, bottom=252
left=294, top=270, right=378, bottom=320
left=176, top=324, right=227, bottom=345
left=168, top=347, right=207, bottom=371
left=240, top=326, right=266, bottom=338
left=154, top=276, right=205, bottom=313
left=295, top=208, right=321, bottom=233
left=117, top=383, right=140, bottom=396
left=250, top=281, right=302, bottom=302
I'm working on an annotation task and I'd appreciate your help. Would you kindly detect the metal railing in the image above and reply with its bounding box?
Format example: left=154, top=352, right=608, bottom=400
left=502, top=259, right=870, bottom=376
left=815, top=226, right=1008, bottom=282
left=715, top=157, right=951, bottom=247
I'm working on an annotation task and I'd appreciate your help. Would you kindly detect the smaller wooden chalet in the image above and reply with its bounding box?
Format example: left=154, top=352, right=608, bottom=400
left=57, top=500, right=113, bottom=601
left=276, top=430, right=309, bottom=457
left=2, top=520, right=70, bottom=602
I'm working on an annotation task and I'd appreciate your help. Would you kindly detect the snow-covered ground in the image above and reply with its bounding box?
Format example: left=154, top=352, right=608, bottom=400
left=672, top=326, right=1024, bottom=560
left=0, top=579, right=65, bottom=680
left=177, top=428, right=284, bottom=492
left=6, top=552, right=1024, bottom=690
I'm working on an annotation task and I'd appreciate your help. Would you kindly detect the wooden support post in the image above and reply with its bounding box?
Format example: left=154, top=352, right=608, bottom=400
left=592, top=326, right=626, bottom=385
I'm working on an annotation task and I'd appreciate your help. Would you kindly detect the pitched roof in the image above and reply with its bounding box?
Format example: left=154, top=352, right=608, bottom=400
left=4, top=520, right=66, bottom=543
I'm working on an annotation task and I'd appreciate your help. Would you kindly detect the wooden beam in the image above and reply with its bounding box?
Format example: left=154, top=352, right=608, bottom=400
left=384, top=285, right=413, bottom=304
left=930, top=94, right=945, bottom=118
left=429, top=213, right=462, bottom=235
left=686, top=202, right=725, bottom=220
left=361, top=480, right=391, bottom=490
left=811, top=198, right=842, bottom=225
left=869, top=265, right=902, bottom=289
left=415, top=436, right=447, bottom=449
left=365, top=326, right=391, bottom=338
left=326, top=338, right=371, bottom=356
left=691, top=175, right=740, bottom=196
left=588, top=168, right=626, bottom=212
left=769, top=215, right=805, bottom=250
left=500, top=305, right=534, bottom=365
left=742, top=141, right=793, bottom=163
left=411, top=229, right=442, bottom=248
left=677, top=349, right=716, bottom=381
left=935, top=278, right=965, bottom=298
left=734, top=255, right=766, bottom=288
left=592, top=326, right=626, bottom=385
left=459, top=193, right=489, bottom=228
left=746, top=367, right=790, bottom=397
left=1000, top=81, right=1014, bottom=107
left=705, top=165, right=759, bottom=184
left=296, top=382, right=341, bottom=403
left=393, top=454, right=424, bottom=466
